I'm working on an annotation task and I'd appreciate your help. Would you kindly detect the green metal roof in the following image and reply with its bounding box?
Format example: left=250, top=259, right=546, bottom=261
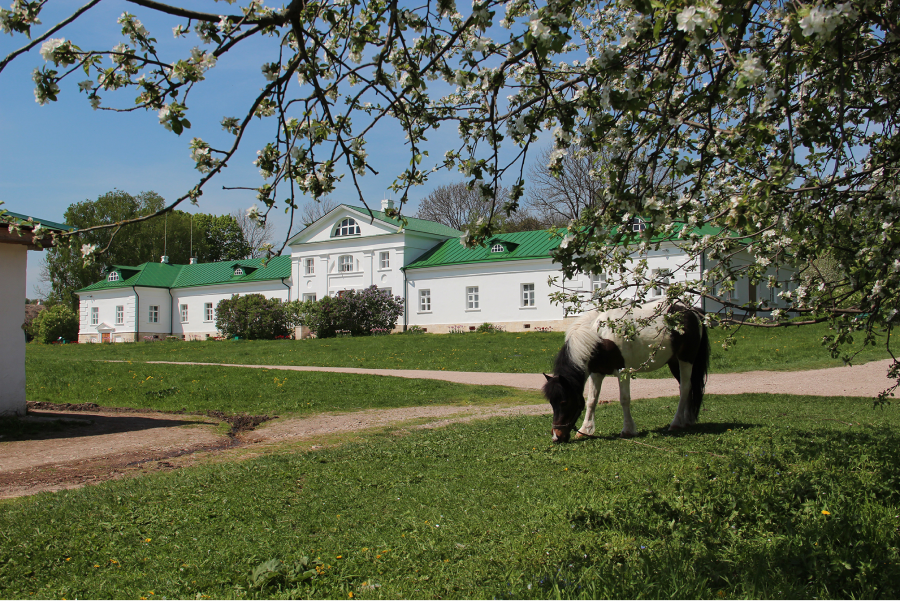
left=1, top=210, right=73, bottom=232
left=404, top=222, right=728, bottom=270
left=404, top=229, right=562, bottom=270
left=77, top=255, right=292, bottom=293
left=343, top=204, right=463, bottom=238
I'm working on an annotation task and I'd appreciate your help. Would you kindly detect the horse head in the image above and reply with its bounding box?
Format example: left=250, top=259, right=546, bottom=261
left=542, top=372, right=586, bottom=443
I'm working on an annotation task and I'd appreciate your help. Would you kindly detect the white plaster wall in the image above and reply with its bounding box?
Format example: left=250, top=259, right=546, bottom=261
left=77, top=288, right=138, bottom=342
left=405, top=259, right=568, bottom=329
left=172, top=282, right=290, bottom=339
left=403, top=245, right=710, bottom=332
left=291, top=231, right=447, bottom=301
left=0, top=244, right=27, bottom=415
left=134, top=287, right=174, bottom=338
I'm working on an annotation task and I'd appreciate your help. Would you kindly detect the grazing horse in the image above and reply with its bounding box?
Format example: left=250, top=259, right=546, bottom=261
left=542, top=300, right=710, bottom=443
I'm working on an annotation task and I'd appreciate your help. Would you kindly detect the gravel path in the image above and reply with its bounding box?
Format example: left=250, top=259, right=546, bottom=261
left=142, top=357, right=897, bottom=399
left=2, top=359, right=894, bottom=498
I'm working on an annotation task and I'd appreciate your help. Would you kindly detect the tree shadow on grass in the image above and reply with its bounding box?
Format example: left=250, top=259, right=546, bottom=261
left=0, top=411, right=212, bottom=442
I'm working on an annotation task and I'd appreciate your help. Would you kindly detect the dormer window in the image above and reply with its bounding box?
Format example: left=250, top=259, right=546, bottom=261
left=333, top=218, right=361, bottom=237
left=234, top=267, right=244, bottom=276
left=628, top=217, right=646, bottom=232
left=107, top=271, right=119, bottom=282
left=491, top=243, right=505, bottom=253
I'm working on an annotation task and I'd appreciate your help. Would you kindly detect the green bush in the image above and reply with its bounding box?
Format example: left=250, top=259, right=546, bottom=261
left=475, top=322, right=504, bottom=333
left=215, top=294, right=293, bottom=340
left=287, top=286, right=404, bottom=338
left=31, top=305, right=79, bottom=343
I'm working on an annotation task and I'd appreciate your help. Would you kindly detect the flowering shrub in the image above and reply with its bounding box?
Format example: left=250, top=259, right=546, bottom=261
left=475, top=322, right=504, bottom=333
left=533, top=326, right=553, bottom=332
left=287, top=286, right=403, bottom=338
left=215, top=294, right=292, bottom=340
left=31, top=305, right=79, bottom=344
left=370, top=327, right=392, bottom=336
left=405, top=325, right=425, bottom=335
left=448, top=325, right=466, bottom=334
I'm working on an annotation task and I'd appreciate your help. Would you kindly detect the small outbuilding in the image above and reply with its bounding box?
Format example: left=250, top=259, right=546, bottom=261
left=0, top=209, right=73, bottom=416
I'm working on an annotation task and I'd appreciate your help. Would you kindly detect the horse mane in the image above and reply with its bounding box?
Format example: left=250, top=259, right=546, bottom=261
left=554, top=341, right=588, bottom=384
left=563, top=310, right=603, bottom=373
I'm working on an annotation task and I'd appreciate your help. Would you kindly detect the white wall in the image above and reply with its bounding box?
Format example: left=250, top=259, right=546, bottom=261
left=172, top=282, right=291, bottom=339
left=77, top=288, right=139, bottom=342
left=291, top=231, right=448, bottom=302
left=406, top=259, right=568, bottom=332
left=0, top=244, right=27, bottom=415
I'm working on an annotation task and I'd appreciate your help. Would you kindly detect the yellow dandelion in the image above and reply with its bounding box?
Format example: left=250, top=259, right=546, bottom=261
left=145, top=538, right=152, bottom=542
left=821, top=510, right=831, bottom=515
left=337, top=555, right=342, bottom=559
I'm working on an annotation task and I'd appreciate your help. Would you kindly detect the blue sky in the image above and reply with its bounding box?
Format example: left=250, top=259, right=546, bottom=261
left=1, top=1, right=544, bottom=297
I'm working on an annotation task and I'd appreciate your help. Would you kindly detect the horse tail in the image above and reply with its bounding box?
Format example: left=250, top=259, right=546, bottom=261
left=689, top=319, right=711, bottom=421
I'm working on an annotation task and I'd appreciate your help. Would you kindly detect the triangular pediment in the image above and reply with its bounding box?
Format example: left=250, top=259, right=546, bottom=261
left=287, top=205, right=402, bottom=246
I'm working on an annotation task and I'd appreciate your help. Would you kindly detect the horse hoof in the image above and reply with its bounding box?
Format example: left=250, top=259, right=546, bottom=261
left=669, top=424, right=683, bottom=431
left=620, top=430, right=636, bottom=438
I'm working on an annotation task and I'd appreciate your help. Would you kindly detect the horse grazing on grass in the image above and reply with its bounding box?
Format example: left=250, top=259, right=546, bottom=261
left=542, top=301, right=710, bottom=443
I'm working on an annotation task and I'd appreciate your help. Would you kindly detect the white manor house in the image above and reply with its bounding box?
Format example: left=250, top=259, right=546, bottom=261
left=76, top=200, right=796, bottom=342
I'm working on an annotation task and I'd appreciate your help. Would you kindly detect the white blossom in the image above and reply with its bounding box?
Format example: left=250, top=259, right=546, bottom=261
left=39, top=38, right=65, bottom=62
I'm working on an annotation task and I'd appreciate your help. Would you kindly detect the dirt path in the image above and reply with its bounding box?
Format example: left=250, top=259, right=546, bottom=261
left=2, top=359, right=894, bottom=499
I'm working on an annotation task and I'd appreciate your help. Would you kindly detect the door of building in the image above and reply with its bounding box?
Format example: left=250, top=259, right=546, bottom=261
left=101, top=333, right=111, bottom=343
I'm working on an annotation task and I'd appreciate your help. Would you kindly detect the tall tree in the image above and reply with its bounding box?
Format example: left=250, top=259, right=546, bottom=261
left=526, top=146, right=607, bottom=226
left=43, top=191, right=248, bottom=308
left=298, top=196, right=339, bottom=229
left=415, top=183, right=509, bottom=231
left=5, top=1, right=900, bottom=396
left=231, top=209, right=275, bottom=259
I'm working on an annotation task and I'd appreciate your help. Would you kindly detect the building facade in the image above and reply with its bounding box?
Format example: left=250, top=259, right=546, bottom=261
left=77, top=200, right=798, bottom=341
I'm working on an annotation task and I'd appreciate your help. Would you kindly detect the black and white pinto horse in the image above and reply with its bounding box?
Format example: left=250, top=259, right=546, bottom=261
left=543, top=300, right=710, bottom=443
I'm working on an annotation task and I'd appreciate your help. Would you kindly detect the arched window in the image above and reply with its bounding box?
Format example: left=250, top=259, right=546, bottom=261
left=491, top=243, right=505, bottom=253
left=234, top=267, right=244, bottom=276
left=333, top=218, right=360, bottom=237
left=107, top=271, right=119, bottom=282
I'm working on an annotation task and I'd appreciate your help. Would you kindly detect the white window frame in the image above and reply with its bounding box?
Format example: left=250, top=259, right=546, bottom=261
left=333, top=218, right=361, bottom=237
left=205, top=302, right=214, bottom=322
left=466, top=286, right=480, bottom=310
left=491, top=243, right=504, bottom=253
left=419, top=289, right=431, bottom=312
left=234, top=267, right=244, bottom=276
left=591, top=273, right=608, bottom=295
left=107, top=271, right=119, bottom=282
left=338, top=255, right=354, bottom=272
left=90, top=307, right=98, bottom=326
left=148, top=305, right=159, bottom=323
left=521, top=283, right=535, bottom=308
left=717, top=281, right=739, bottom=302
left=630, top=218, right=646, bottom=232
left=651, top=268, right=670, bottom=298
left=304, top=258, right=315, bottom=275
left=303, top=293, right=317, bottom=302
left=379, top=251, right=390, bottom=269
left=115, top=305, right=124, bottom=325
left=180, top=304, right=189, bottom=323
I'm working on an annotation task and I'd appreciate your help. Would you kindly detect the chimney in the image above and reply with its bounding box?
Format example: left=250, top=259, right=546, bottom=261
left=189, top=257, right=197, bottom=265
left=381, top=198, right=394, bottom=212
left=161, top=255, right=169, bottom=264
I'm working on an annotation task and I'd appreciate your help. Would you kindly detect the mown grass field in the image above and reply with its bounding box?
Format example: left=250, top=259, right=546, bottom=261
left=23, top=358, right=538, bottom=416
left=2, top=393, right=899, bottom=599
left=27, top=321, right=895, bottom=377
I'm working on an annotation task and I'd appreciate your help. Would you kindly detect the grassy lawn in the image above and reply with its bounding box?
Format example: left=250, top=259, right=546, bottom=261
left=27, top=322, right=895, bottom=376
left=25, top=358, right=539, bottom=415
left=2, top=393, right=898, bottom=599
